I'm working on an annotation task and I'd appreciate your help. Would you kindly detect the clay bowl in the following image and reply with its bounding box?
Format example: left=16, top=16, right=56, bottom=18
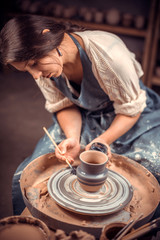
left=0, top=215, right=51, bottom=240
left=100, top=222, right=134, bottom=240
left=76, top=150, right=109, bottom=192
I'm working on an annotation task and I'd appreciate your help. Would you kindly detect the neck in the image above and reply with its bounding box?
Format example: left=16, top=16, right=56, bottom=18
left=61, top=33, right=83, bottom=84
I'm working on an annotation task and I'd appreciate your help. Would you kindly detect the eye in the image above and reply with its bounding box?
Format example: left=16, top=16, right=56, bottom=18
left=31, top=61, right=37, bottom=67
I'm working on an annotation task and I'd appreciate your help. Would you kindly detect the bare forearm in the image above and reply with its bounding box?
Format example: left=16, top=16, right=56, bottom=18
left=100, top=113, right=141, bottom=145
left=56, top=105, right=82, bottom=141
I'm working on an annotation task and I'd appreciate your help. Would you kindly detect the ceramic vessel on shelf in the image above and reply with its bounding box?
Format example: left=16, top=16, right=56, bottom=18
left=76, top=142, right=109, bottom=192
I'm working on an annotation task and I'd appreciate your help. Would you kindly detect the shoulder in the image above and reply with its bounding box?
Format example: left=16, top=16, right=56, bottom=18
left=75, top=30, right=120, bottom=41
left=75, top=30, right=124, bottom=49
left=75, top=30, right=133, bottom=66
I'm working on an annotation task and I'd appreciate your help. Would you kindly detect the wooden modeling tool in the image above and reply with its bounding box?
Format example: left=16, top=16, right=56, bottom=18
left=43, top=127, right=76, bottom=174
left=113, top=213, right=143, bottom=240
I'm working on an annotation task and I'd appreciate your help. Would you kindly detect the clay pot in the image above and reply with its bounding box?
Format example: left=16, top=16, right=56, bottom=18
left=0, top=215, right=51, bottom=240
left=105, top=8, right=121, bottom=26
left=76, top=150, right=108, bottom=192
left=100, top=222, right=133, bottom=240
left=83, top=11, right=93, bottom=22
left=134, top=15, right=145, bottom=29
left=121, top=13, right=133, bottom=27
left=94, top=11, right=104, bottom=24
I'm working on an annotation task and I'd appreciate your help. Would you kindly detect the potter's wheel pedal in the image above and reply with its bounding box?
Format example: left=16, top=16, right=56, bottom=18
left=48, top=168, right=133, bottom=215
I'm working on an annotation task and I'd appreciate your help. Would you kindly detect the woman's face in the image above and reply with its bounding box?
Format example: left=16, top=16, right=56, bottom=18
left=10, top=49, right=63, bottom=79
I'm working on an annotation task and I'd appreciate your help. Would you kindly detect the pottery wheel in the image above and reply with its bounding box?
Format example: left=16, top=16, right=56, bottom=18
left=48, top=168, right=133, bottom=215
left=20, top=153, right=160, bottom=238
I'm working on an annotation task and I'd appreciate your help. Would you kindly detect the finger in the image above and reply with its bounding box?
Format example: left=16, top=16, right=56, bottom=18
left=55, top=148, right=66, bottom=161
left=85, top=143, right=91, bottom=151
left=57, top=155, right=74, bottom=164
left=66, top=156, right=74, bottom=164
left=57, top=154, right=68, bottom=163
left=54, top=150, right=66, bottom=163
left=107, top=152, right=112, bottom=159
left=55, top=147, right=61, bottom=157
left=58, top=145, right=66, bottom=154
left=106, top=146, right=112, bottom=159
left=59, top=140, right=72, bottom=154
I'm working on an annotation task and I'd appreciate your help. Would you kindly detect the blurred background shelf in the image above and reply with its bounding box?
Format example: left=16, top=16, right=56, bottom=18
left=152, top=76, right=160, bottom=86
left=146, top=0, right=160, bottom=88
left=49, top=17, right=148, bottom=37
left=4, top=0, right=160, bottom=88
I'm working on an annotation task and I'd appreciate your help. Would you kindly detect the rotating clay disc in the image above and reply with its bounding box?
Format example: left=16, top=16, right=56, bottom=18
left=48, top=168, right=133, bottom=215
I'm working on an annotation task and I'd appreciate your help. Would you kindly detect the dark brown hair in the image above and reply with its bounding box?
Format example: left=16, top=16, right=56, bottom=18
left=0, top=14, right=85, bottom=65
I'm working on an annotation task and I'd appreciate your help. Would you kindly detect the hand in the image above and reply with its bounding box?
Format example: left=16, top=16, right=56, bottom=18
left=55, top=138, right=81, bottom=164
left=85, top=137, right=112, bottom=159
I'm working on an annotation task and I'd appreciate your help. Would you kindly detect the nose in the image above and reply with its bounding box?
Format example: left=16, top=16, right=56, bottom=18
left=28, top=68, right=42, bottom=79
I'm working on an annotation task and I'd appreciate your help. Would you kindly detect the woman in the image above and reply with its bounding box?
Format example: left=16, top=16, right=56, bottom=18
left=0, top=15, right=160, bottom=215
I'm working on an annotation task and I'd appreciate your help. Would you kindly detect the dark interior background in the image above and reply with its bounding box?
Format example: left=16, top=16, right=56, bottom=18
left=0, top=0, right=160, bottom=220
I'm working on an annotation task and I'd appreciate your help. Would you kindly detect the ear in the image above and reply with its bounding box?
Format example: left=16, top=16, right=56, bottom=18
left=42, top=29, right=50, bottom=34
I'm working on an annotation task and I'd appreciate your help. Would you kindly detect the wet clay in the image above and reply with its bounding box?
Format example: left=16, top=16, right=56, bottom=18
left=0, top=224, right=47, bottom=240
left=0, top=216, right=50, bottom=240
left=20, top=153, right=160, bottom=237
left=55, top=229, right=95, bottom=240
left=107, top=155, right=160, bottom=219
